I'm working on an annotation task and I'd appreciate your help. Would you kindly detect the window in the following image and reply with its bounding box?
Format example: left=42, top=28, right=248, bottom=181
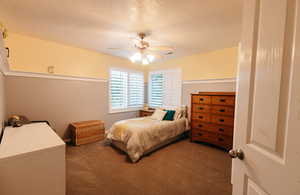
left=149, top=69, right=182, bottom=109
left=109, top=68, right=144, bottom=113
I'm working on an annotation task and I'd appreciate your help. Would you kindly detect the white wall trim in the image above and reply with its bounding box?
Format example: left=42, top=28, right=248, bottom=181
left=182, top=78, right=236, bottom=84
left=4, top=71, right=107, bottom=82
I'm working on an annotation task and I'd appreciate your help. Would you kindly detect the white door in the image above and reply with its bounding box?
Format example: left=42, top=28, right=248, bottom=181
left=231, top=0, right=300, bottom=194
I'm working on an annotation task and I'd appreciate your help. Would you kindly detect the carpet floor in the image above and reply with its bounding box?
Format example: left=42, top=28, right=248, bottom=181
left=66, top=138, right=232, bottom=195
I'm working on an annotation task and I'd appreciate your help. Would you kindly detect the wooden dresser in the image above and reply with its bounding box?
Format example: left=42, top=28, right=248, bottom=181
left=191, top=92, right=235, bottom=150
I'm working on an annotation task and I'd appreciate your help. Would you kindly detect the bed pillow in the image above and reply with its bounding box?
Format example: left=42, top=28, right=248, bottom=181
left=174, top=106, right=188, bottom=120
left=174, top=107, right=183, bottom=120
left=163, top=110, right=176, bottom=121
left=150, top=109, right=167, bottom=120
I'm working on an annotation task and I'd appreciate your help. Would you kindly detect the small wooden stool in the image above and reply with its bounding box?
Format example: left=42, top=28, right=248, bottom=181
left=69, top=120, right=105, bottom=146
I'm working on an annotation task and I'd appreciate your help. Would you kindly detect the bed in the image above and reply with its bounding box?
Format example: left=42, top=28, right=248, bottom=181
left=106, top=108, right=189, bottom=162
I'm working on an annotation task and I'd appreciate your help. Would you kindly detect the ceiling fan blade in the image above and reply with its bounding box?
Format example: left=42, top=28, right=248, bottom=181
left=129, top=37, right=141, bottom=41
left=107, top=47, right=136, bottom=51
left=107, top=47, right=123, bottom=50
left=148, top=46, right=174, bottom=51
left=145, top=51, right=164, bottom=59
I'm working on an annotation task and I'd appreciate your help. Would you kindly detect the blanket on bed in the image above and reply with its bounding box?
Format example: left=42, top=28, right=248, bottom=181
left=106, top=117, right=188, bottom=162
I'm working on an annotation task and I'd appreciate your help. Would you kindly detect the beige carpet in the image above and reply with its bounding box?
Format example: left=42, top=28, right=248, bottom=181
left=66, top=138, right=232, bottom=195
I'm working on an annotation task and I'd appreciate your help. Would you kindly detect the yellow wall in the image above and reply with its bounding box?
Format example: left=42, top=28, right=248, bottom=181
left=4, top=33, right=146, bottom=79
left=5, top=33, right=237, bottom=81
left=147, top=47, right=238, bottom=81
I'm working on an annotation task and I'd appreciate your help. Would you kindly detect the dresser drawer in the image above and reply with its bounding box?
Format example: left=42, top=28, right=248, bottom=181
left=211, top=105, right=234, bottom=116
left=192, top=129, right=216, bottom=140
left=210, top=124, right=233, bottom=136
left=192, top=121, right=233, bottom=136
left=192, top=129, right=233, bottom=149
left=215, top=134, right=233, bottom=149
left=191, top=121, right=210, bottom=129
left=211, top=115, right=234, bottom=126
left=192, top=113, right=210, bottom=122
left=192, top=95, right=211, bottom=104
left=192, top=104, right=210, bottom=113
left=212, top=96, right=235, bottom=106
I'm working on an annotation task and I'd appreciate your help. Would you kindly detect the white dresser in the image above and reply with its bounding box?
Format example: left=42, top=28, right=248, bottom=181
left=0, top=122, right=65, bottom=195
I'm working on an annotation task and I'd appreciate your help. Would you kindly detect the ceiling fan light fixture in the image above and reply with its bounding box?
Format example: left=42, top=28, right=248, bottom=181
left=130, top=56, right=136, bottom=63
left=142, top=58, right=149, bottom=65
left=147, top=54, right=155, bottom=62
left=134, top=52, right=142, bottom=60
left=130, top=52, right=142, bottom=63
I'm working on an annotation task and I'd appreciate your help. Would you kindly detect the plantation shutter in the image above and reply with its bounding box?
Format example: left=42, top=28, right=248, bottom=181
left=163, top=69, right=182, bottom=109
left=149, top=69, right=181, bottom=108
left=149, top=73, right=164, bottom=107
left=110, top=70, right=128, bottom=110
left=109, top=68, right=144, bottom=112
left=128, top=72, right=144, bottom=108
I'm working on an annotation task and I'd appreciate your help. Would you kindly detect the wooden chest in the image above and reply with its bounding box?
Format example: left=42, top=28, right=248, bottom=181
left=70, top=120, right=105, bottom=146
left=191, top=92, right=235, bottom=150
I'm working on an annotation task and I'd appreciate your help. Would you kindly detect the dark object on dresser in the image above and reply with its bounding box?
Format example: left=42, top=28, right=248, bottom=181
left=191, top=92, right=235, bottom=150
left=7, top=115, right=30, bottom=127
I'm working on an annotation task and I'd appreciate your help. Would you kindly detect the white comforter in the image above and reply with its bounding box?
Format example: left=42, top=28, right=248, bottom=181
left=106, top=117, right=189, bottom=162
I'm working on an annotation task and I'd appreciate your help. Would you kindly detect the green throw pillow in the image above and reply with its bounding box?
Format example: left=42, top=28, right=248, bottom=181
left=163, top=110, right=175, bottom=121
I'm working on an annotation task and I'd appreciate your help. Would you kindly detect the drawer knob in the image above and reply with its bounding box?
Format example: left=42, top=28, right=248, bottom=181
left=218, top=138, right=224, bottom=142
left=199, top=116, right=203, bottom=119
left=199, top=98, right=204, bottom=101
left=198, top=133, right=203, bottom=136
left=219, top=119, right=225, bottom=122
left=219, top=109, right=225, bottom=112
left=220, top=99, right=226, bottom=102
left=198, top=124, right=203, bottom=128
left=198, top=107, right=204, bottom=110
left=219, top=128, right=224, bottom=132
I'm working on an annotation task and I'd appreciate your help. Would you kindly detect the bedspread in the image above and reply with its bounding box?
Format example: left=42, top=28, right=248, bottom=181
left=106, top=117, right=188, bottom=162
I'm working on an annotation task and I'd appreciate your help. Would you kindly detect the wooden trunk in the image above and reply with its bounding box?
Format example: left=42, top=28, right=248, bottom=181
left=190, top=92, right=235, bottom=150
left=70, top=120, right=105, bottom=146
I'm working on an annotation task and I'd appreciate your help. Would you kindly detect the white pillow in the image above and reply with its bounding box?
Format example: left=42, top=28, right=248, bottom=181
left=150, top=109, right=167, bottom=120
left=173, top=107, right=182, bottom=120
left=174, top=106, right=187, bottom=120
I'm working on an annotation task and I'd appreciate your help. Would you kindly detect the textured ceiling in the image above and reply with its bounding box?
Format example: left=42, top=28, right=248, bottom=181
left=0, top=0, right=243, bottom=60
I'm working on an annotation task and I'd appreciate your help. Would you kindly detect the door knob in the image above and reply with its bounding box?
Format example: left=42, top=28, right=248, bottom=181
left=229, top=149, right=244, bottom=160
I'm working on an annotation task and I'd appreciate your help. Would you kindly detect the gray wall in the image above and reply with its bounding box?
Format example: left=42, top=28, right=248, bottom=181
left=182, top=81, right=236, bottom=108
left=181, top=81, right=236, bottom=119
left=145, top=80, right=236, bottom=110
left=5, top=76, right=138, bottom=139
left=4, top=75, right=236, bottom=139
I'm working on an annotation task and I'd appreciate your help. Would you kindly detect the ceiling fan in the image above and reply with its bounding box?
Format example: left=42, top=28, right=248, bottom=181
left=108, top=32, right=175, bottom=65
